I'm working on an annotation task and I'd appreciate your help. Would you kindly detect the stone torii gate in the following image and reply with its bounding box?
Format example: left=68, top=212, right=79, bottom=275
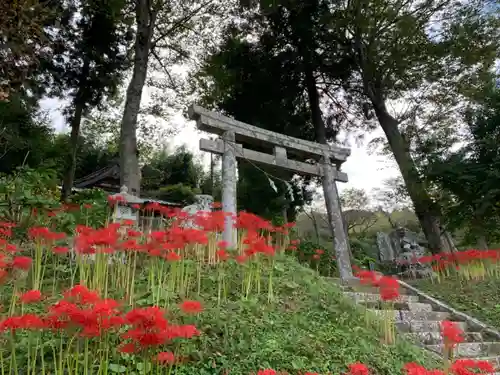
left=188, top=105, right=354, bottom=280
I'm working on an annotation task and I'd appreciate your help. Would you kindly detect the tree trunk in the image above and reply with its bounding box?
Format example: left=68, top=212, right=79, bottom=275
left=210, top=152, right=215, bottom=196
left=61, top=59, right=90, bottom=202
left=119, top=0, right=156, bottom=196
left=472, top=216, right=489, bottom=250
left=371, top=101, right=444, bottom=254
left=310, top=209, right=320, bottom=243
left=441, top=229, right=457, bottom=253
left=61, top=101, right=85, bottom=201
left=304, top=64, right=353, bottom=280
left=477, top=235, right=488, bottom=250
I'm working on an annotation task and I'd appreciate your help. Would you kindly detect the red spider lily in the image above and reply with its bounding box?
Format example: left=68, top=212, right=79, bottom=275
left=440, top=321, right=464, bottom=348
left=53, top=246, right=69, bottom=255
left=218, top=241, right=229, bottom=249
left=19, top=290, right=42, bottom=304
left=256, top=370, right=277, bottom=375
left=118, top=342, right=136, bottom=353
left=28, top=227, right=66, bottom=242
left=348, top=363, right=369, bottom=375
left=0, top=314, right=47, bottom=332
left=12, top=256, right=32, bottom=270
left=121, top=306, right=199, bottom=351
left=378, top=276, right=400, bottom=301
left=315, top=249, right=324, bottom=255
left=355, top=269, right=380, bottom=286
left=450, top=359, right=494, bottom=375
left=155, top=351, right=176, bottom=364
left=63, top=284, right=101, bottom=305
left=166, top=252, right=182, bottom=262
left=403, top=363, right=430, bottom=375
left=5, top=243, right=17, bottom=253
left=235, top=255, right=248, bottom=264
left=179, top=300, right=203, bottom=314
left=211, top=201, right=223, bottom=209
left=216, top=249, right=229, bottom=261
left=107, top=195, right=125, bottom=206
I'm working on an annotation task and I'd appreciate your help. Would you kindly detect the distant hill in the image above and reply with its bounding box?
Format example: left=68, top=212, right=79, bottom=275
left=296, top=208, right=420, bottom=242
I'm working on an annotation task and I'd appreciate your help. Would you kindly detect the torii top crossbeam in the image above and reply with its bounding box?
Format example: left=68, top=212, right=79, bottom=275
left=188, top=105, right=351, bottom=182
left=188, top=105, right=350, bottom=162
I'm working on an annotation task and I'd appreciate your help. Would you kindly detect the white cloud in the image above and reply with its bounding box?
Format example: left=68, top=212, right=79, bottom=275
left=39, top=97, right=69, bottom=132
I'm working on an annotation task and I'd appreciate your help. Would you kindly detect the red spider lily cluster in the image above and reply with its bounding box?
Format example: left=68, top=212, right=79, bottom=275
left=397, top=249, right=500, bottom=281
left=0, top=198, right=497, bottom=374
left=354, top=268, right=401, bottom=301
left=441, top=321, right=465, bottom=348
left=251, top=357, right=495, bottom=375
left=1, top=284, right=202, bottom=364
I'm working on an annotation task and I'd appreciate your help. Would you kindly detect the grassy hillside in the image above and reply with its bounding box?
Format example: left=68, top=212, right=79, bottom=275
left=414, top=276, right=500, bottom=330
left=175, top=255, right=438, bottom=374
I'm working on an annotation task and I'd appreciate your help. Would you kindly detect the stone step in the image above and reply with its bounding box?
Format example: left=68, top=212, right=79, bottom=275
left=367, top=308, right=450, bottom=322
left=397, top=320, right=467, bottom=333
left=345, top=284, right=411, bottom=295
left=362, top=301, right=433, bottom=312
left=404, top=331, right=483, bottom=345
left=426, top=342, right=500, bottom=358
left=344, top=291, right=420, bottom=304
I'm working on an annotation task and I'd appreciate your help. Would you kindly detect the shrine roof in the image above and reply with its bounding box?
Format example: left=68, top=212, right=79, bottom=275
left=69, top=163, right=183, bottom=207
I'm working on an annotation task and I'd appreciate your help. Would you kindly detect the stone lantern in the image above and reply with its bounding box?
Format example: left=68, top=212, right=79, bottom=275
left=111, top=185, right=145, bottom=225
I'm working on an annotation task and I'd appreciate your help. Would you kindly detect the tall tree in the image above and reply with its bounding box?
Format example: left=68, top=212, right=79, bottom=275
left=50, top=0, right=131, bottom=201
left=198, top=0, right=353, bottom=276
left=120, top=0, right=229, bottom=195
left=0, top=93, right=55, bottom=173
left=0, top=0, right=60, bottom=101
left=426, top=85, right=500, bottom=248
left=335, top=0, right=499, bottom=253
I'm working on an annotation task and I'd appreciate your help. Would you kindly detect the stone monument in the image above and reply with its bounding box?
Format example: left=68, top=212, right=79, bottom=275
left=391, top=227, right=432, bottom=279
left=181, top=194, right=214, bottom=229
left=376, top=232, right=395, bottom=262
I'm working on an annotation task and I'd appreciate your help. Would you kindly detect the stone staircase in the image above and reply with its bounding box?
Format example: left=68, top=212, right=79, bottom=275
left=339, top=280, right=500, bottom=369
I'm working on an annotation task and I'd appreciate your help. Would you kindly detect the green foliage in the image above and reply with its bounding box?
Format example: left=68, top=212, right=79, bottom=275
left=237, top=162, right=312, bottom=221
left=47, top=0, right=131, bottom=108
left=349, top=238, right=378, bottom=265
left=66, top=188, right=110, bottom=229
left=0, top=167, right=60, bottom=235
left=426, top=86, right=500, bottom=246
left=0, top=167, right=110, bottom=237
left=295, top=239, right=334, bottom=276
left=173, top=255, right=438, bottom=374
left=142, top=147, right=205, bottom=192
left=148, top=184, right=200, bottom=205
left=0, top=94, right=55, bottom=173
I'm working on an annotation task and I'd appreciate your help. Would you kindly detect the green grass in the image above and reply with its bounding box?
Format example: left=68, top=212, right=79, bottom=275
left=173, top=255, right=439, bottom=374
left=414, top=276, right=500, bottom=330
